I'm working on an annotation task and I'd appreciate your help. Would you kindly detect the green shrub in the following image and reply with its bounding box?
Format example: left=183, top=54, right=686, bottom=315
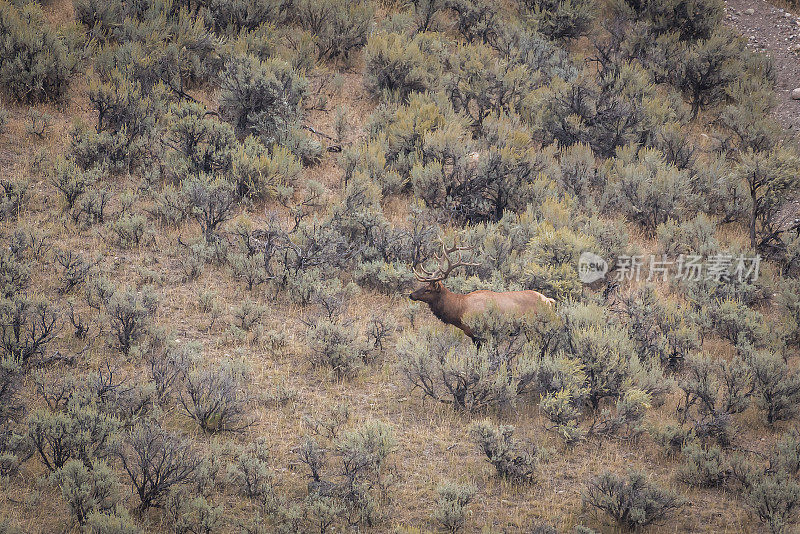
left=164, top=101, right=236, bottom=178
left=602, top=146, right=694, bottom=234
left=110, top=213, right=146, bottom=249
left=650, top=120, right=695, bottom=169
left=719, top=79, right=782, bottom=153
left=777, top=280, right=800, bottom=347
left=547, top=142, right=602, bottom=209
left=521, top=222, right=596, bottom=301
left=353, top=260, right=414, bottom=294
left=105, top=288, right=157, bottom=356
left=83, top=511, right=142, bottom=534
left=494, top=22, right=576, bottom=81
left=26, top=404, right=120, bottom=471
left=412, top=118, right=545, bottom=222
left=532, top=63, right=671, bottom=158
left=524, top=0, right=595, bottom=41
left=327, top=173, right=391, bottom=258
left=370, top=93, right=468, bottom=190
left=652, top=424, right=695, bottom=458
left=307, top=319, right=369, bottom=380
left=735, top=146, right=800, bottom=251
left=396, top=326, right=520, bottom=411
left=409, top=0, right=447, bottom=31
left=583, top=470, right=685, bottom=530
left=539, top=385, right=586, bottom=444
left=54, top=249, right=91, bottom=295
left=442, top=43, right=530, bottom=130
left=0, top=246, right=30, bottom=299
left=560, top=302, right=636, bottom=409
left=25, top=109, right=52, bottom=138
left=639, top=0, right=724, bottom=41
left=445, top=0, right=501, bottom=45
left=69, top=125, right=139, bottom=175
left=530, top=523, right=559, bottom=534
left=227, top=438, right=275, bottom=501
left=304, top=403, right=351, bottom=440
left=364, top=32, right=440, bottom=101
left=73, top=188, right=111, bottom=226
left=770, top=430, right=800, bottom=480
left=219, top=54, right=307, bottom=145
left=0, top=2, right=77, bottom=102
left=746, top=474, right=800, bottom=534
left=656, top=215, right=717, bottom=257
left=232, top=301, right=265, bottom=335
left=745, top=348, right=800, bottom=424
left=283, top=128, right=325, bottom=166
left=230, top=252, right=270, bottom=291
left=678, top=443, right=727, bottom=487
left=677, top=353, right=750, bottom=445
left=182, top=174, right=238, bottom=242
left=432, top=482, right=477, bottom=533
left=304, top=494, right=344, bottom=534
left=145, top=340, right=194, bottom=404
left=589, top=387, right=652, bottom=439
left=670, top=28, right=746, bottom=117
left=207, top=0, right=283, bottom=33
left=293, top=0, right=374, bottom=62
left=74, top=0, right=122, bottom=41
left=164, top=489, right=223, bottom=534
left=709, top=299, right=767, bottom=346
left=51, top=459, right=119, bottom=525
left=331, top=421, right=395, bottom=526
left=469, top=420, right=537, bottom=483
left=0, top=179, right=27, bottom=221
left=93, top=8, right=216, bottom=93
left=226, top=23, right=280, bottom=61
left=0, top=451, right=18, bottom=477
left=86, top=70, right=154, bottom=147
left=619, top=285, right=700, bottom=369
left=231, top=138, right=300, bottom=200
left=51, top=159, right=96, bottom=212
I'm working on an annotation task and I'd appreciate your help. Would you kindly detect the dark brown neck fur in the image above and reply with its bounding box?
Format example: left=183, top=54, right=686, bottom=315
left=427, top=288, right=467, bottom=330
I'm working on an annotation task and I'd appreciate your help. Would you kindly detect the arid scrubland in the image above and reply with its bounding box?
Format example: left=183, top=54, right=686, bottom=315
left=0, top=0, right=799, bottom=532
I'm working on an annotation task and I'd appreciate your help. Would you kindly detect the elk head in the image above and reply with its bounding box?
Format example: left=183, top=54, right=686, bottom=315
left=409, top=239, right=478, bottom=304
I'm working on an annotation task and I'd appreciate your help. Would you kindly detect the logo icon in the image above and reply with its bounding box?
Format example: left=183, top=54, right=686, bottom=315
left=578, top=251, right=608, bottom=284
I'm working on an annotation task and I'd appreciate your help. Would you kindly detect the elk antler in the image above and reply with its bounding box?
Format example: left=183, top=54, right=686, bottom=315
left=413, top=238, right=480, bottom=283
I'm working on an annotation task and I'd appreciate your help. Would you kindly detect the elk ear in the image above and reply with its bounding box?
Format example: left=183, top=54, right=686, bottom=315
left=432, top=281, right=444, bottom=292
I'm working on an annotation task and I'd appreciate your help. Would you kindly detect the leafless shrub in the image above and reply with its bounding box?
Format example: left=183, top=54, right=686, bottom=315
left=146, top=341, right=196, bottom=403
left=55, top=249, right=92, bottom=294
left=114, top=422, right=200, bottom=511
left=304, top=403, right=350, bottom=440
left=0, top=297, right=60, bottom=366
left=179, top=359, right=253, bottom=433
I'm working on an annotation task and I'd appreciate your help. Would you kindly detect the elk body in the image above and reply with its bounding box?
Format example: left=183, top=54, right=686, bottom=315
left=409, top=242, right=555, bottom=341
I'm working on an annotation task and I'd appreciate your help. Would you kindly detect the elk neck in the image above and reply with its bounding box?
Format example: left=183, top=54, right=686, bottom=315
left=427, top=286, right=467, bottom=327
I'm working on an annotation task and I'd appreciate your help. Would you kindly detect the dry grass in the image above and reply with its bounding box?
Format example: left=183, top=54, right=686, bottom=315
left=0, top=8, right=793, bottom=534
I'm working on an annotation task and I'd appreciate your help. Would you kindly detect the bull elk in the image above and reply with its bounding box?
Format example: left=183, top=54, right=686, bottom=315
left=409, top=240, right=556, bottom=341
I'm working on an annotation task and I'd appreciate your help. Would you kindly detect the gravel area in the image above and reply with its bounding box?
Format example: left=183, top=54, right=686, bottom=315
left=725, top=0, right=800, bottom=136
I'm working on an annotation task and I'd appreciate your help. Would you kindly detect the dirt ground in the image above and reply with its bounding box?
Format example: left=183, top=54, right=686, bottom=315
left=725, top=0, right=800, bottom=136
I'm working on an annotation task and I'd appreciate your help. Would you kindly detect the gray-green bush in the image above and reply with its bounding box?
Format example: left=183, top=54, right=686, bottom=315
left=0, top=2, right=78, bottom=102
left=219, top=54, right=308, bottom=145
left=583, top=470, right=685, bottom=530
